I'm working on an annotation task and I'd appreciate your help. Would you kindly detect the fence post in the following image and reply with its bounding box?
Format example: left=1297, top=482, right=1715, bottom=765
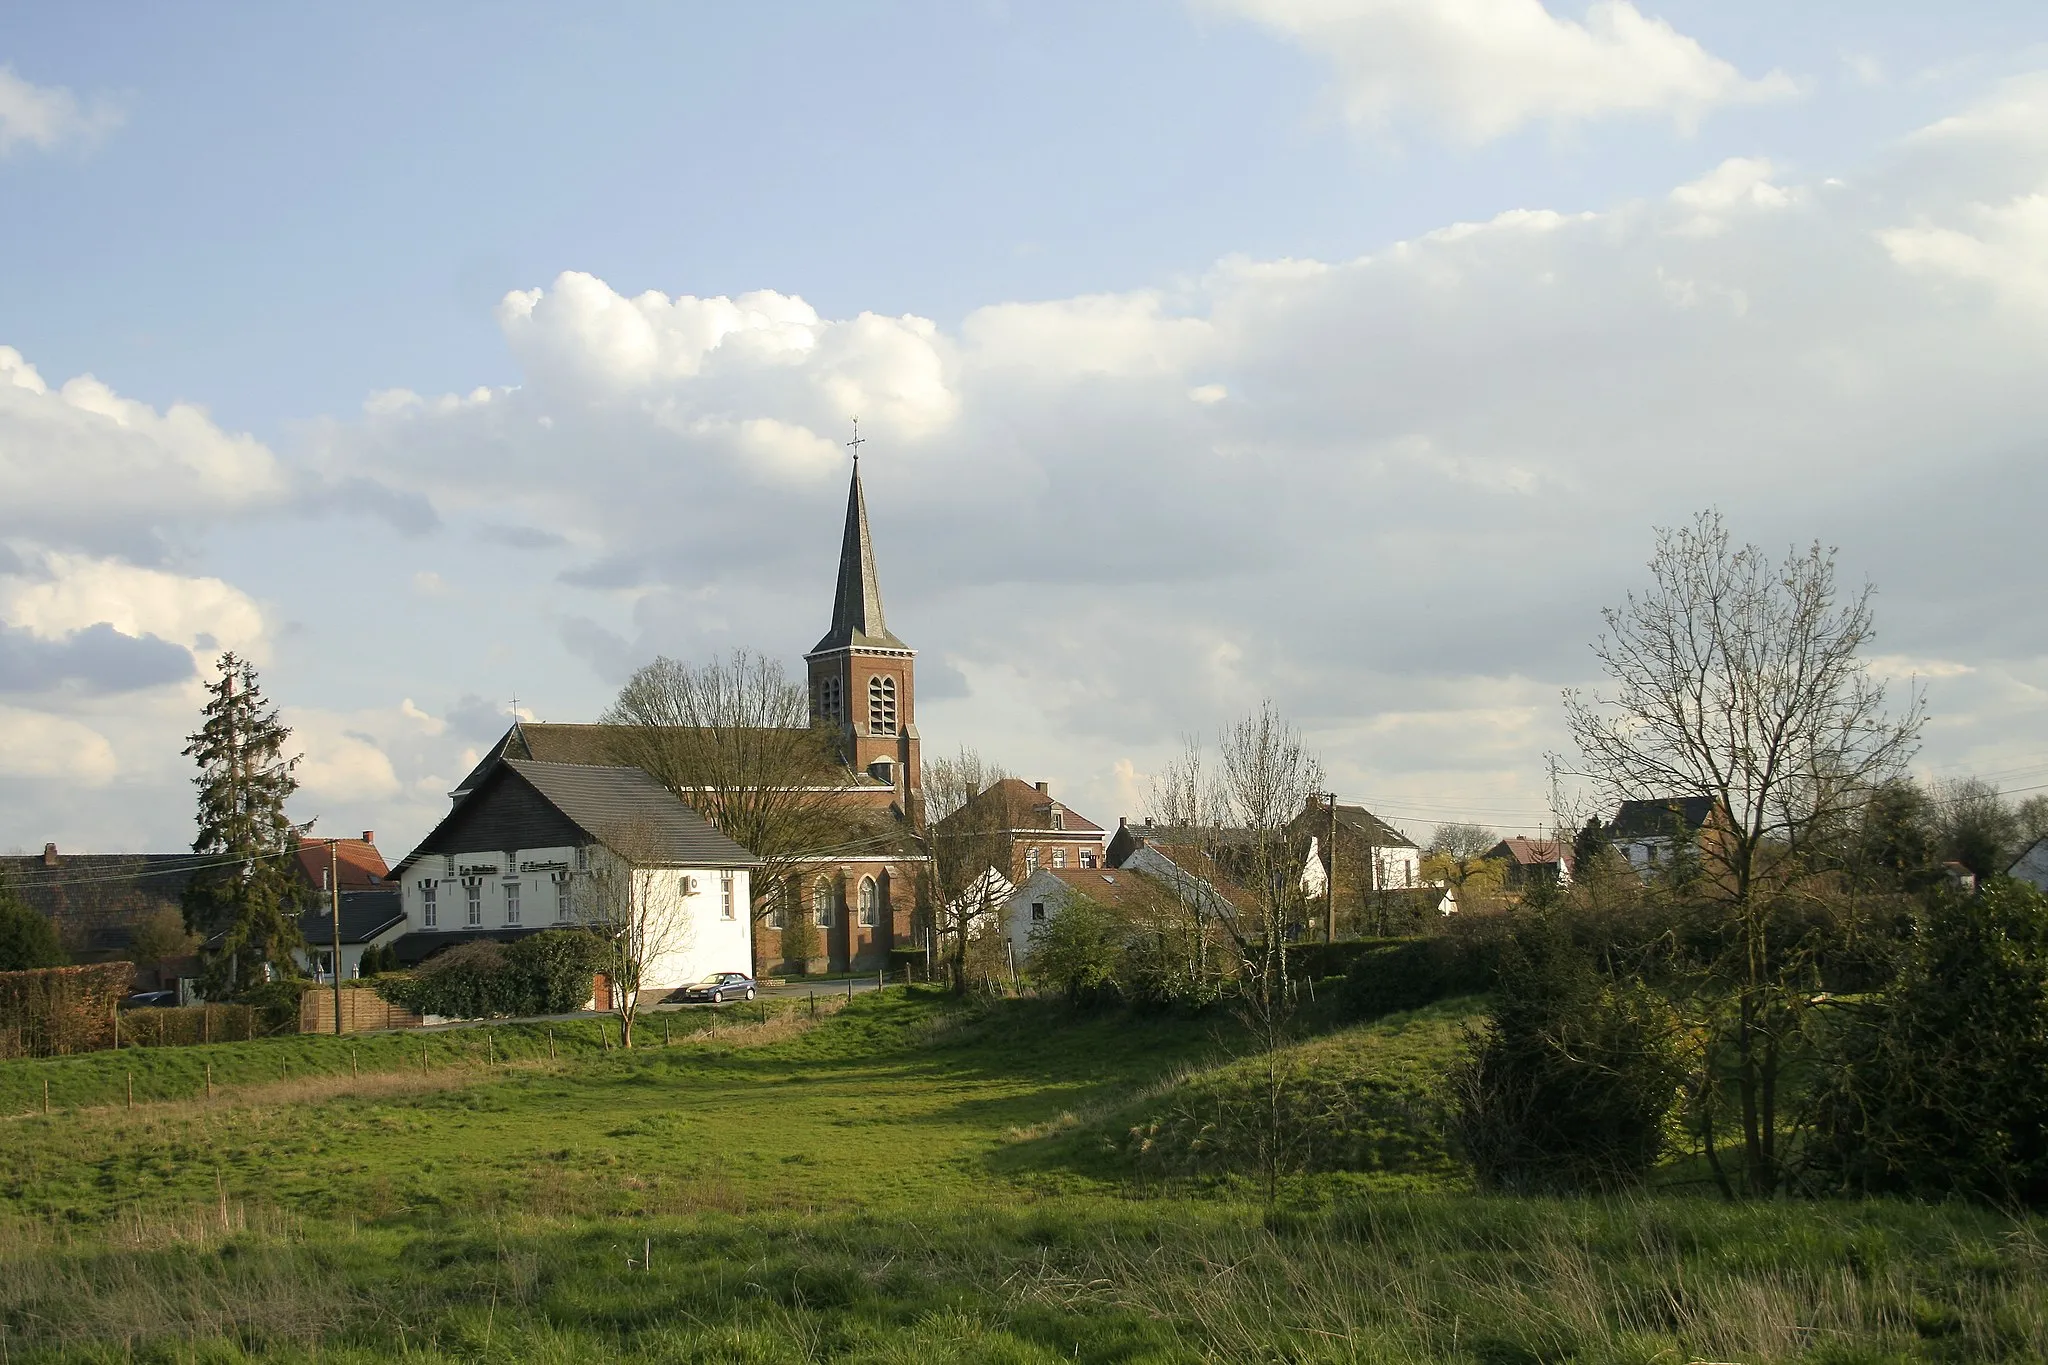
left=42, top=1076, right=50, bottom=1115
left=351, top=1046, right=358, bottom=1079
left=809, top=991, right=815, bottom=1019
left=126, top=1071, right=133, bottom=1110
left=421, top=1044, right=428, bottom=1077
left=663, top=1018, right=670, bottom=1047
left=548, top=1026, right=556, bottom=1061
left=205, top=1062, right=213, bottom=1101
left=488, top=1031, right=495, bottom=1064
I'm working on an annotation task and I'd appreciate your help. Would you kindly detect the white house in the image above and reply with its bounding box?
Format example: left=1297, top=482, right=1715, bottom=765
left=296, top=889, right=408, bottom=982
left=385, top=758, right=758, bottom=1003
left=1001, top=866, right=1165, bottom=960
left=1605, top=796, right=1717, bottom=876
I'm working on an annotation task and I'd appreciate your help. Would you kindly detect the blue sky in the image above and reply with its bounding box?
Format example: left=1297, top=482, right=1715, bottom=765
left=4, top=1, right=2048, bottom=855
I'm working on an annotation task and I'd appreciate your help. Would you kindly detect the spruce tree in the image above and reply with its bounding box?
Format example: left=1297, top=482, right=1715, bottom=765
left=181, top=652, right=306, bottom=997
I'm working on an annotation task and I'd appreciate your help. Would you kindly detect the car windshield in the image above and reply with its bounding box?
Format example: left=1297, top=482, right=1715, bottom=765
left=697, top=975, right=723, bottom=984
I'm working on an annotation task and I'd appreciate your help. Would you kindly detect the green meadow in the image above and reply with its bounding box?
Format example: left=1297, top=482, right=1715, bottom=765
left=2, top=988, right=2043, bottom=1362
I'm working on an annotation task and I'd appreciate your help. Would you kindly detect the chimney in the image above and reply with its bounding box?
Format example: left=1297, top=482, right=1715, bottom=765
left=362, top=831, right=375, bottom=844
left=1118, top=816, right=1127, bottom=829
left=1034, top=781, right=1049, bottom=794
left=42, top=842, right=58, bottom=867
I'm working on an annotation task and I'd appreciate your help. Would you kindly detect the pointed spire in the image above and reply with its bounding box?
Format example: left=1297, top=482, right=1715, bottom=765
left=811, top=452, right=908, bottom=654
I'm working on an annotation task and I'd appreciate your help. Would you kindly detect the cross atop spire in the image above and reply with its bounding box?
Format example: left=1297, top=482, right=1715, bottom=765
left=847, top=416, right=865, bottom=465
left=810, top=440, right=908, bottom=655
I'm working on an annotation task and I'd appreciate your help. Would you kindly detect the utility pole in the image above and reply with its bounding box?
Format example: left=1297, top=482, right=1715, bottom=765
left=328, top=839, right=343, bottom=1036
left=1323, top=793, right=1340, bottom=944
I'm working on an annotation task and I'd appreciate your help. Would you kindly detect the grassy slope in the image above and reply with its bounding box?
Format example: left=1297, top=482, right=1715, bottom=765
left=1, top=988, right=2044, bottom=1363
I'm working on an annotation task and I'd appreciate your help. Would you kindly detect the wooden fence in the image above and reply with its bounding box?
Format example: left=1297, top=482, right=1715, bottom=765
left=299, top=987, right=422, bottom=1035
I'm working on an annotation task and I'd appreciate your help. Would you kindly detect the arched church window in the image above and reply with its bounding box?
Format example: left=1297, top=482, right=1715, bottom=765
left=868, top=675, right=897, bottom=734
left=817, top=676, right=842, bottom=723
left=857, top=876, right=879, bottom=928
left=812, top=876, right=835, bottom=927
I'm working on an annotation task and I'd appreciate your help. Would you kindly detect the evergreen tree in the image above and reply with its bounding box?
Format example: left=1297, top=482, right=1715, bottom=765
left=181, top=652, right=306, bottom=997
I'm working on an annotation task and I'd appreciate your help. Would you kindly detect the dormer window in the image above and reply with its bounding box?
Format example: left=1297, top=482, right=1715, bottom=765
left=1050, top=806, right=1065, bottom=831
left=868, top=675, right=897, bottom=734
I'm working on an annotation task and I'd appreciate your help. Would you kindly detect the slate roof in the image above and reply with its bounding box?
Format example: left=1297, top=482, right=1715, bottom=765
left=506, top=761, right=762, bottom=868
left=810, top=460, right=909, bottom=655
left=298, top=889, right=406, bottom=946
left=1290, top=800, right=1418, bottom=849
left=0, top=851, right=204, bottom=954
left=1608, top=796, right=1717, bottom=840
left=452, top=723, right=884, bottom=804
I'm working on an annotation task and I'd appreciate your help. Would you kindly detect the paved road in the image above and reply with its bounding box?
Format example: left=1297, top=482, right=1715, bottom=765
left=413, top=977, right=888, bottom=1031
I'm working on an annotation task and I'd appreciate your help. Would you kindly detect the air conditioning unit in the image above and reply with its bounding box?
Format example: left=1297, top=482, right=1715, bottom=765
left=679, top=875, right=699, bottom=896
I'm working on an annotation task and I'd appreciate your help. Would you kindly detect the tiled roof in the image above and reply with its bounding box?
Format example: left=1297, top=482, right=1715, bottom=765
left=0, top=852, right=201, bottom=953
left=942, top=778, right=1106, bottom=835
left=1486, top=837, right=1572, bottom=868
left=506, top=760, right=761, bottom=868
left=293, top=836, right=388, bottom=890
left=1290, top=800, right=1417, bottom=849
left=454, top=723, right=883, bottom=801
left=1030, top=867, right=1165, bottom=909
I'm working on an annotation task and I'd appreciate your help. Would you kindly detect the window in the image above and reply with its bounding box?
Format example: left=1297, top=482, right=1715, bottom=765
left=421, top=880, right=438, bottom=928
left=554, top=872, right=572, bottom=920
left=1050, top=806, right=1064, bottom=831
left=575, top=845, right=589, bottom=872
left=1081, top=850, right=1097, bottom=869
left=1052, top=849, right=1066, bottom=869
left=1025, top=847, right=1039, bottom=874
left=857, top=876, right=878, bottom=928
left=443, top=855, right=455, bottom=877
left=813, top=876, right=834, bottom=927
left=720, top=872, right=736, bottom=921
left=1031, top=901, right=1046, bottom=923
left=817, top=675, right=843, bottom=722
left=504, top=881, right=521, bottom=925
left=766, top=881, right=786, bottom=930
left=868, top=674, right=897, bottom=734
left=465, top=879, right=482, bottom=926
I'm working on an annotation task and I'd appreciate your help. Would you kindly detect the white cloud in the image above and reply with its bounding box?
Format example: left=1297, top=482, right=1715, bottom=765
left=0, top=65, right=122, bottom=157
left=1210, top=0, right=1796, bottom=142
left=0, top=347, right=287, bottom=550
left=1, top=554, right=267, bottom=662
left=0, top=704, right=116, bottom=784
left=289, top=710, right=403, bottom=804
left=1881, top=193, right=2048, bottom=305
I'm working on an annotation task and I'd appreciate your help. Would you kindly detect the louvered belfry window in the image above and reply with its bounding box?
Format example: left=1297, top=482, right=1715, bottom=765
left=868, top=675, right=897, bottom=734
left=818, top=675, right=842, bottom=722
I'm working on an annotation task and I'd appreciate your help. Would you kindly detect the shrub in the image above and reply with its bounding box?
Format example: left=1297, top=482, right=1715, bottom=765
left=1281, top=939, right=1386, bottom=982
left=236, top=978, right=311, bottom=1034
left=375, top=930, right=605, bottom=1019
left=1804, top=878, right=2048, bottom=1206
left=1449, top=916, right=1682, bottom=1192
left=1026, top=899, right=1125, bottom=1008
left=1339, top=929, right=1502, bottom=1021
left=0, top=884, right=67, bottom=972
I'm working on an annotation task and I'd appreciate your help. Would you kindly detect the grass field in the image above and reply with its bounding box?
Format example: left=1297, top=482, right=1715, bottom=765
left=1, top=987, right=2043, bottom=1362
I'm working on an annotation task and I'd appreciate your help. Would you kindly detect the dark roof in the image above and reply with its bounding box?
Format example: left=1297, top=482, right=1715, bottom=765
left=299, top=889, right=406, bottom=946
left=1290, top=800, right=1417, bottom=849
left=453, top=722, right=883, bottom=803
left=388, top=926, right=556, bottom=967
left=1608, top=796, right=1717, bottom=840
left=939, top=778, right=1106, bottom=835
left=810, top=461, right=908, bottom=655
left=506, top=761, right=761, bottom=868
left=0, top=852, right=202, bottom=953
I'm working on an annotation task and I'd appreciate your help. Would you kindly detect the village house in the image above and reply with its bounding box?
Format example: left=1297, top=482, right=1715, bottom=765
left=385, top=759, right=758, bottom=999
left=999, top=865, right=1164, bottom=960
left=1604, top=796, right=1718, bottom=876
left=1483, top=836, right=1573, bottom=892
left=931, top=778, right=1107, bottom=883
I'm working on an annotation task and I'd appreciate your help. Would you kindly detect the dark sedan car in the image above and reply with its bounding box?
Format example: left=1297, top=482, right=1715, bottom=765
left=674, top=972, right=757, bottom=1004
left=119, top=989, right=178, bottom=1010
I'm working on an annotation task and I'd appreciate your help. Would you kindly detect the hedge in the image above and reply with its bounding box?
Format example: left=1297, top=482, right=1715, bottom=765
left=375, top=929, right=605, bottom=1019
left=0, top=962, right=131, bottom=1057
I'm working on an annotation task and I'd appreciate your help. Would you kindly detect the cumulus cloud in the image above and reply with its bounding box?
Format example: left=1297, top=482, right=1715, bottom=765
left=0, top=348, right=286, bottom=553
left=0, top=704, right=117, bottom=784
left=0, top=554, right=268, bottom=663
left=0, top=621, right=194, bottom=695
left=1209, top=0, right=1797, bottom=142
left=0, top=65, right=122, bottom=158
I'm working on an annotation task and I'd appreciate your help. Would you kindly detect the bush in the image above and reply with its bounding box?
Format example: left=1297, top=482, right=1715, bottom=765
left=0, top=885, right=66, bottom=972
left=1340, top=929, right=1502, bottom=1021
left=375, top=930, right=605, bottom=1019
left=1281, top=939, right=1386, bottom=982
left=1449, top=916, right=1683, bottom=1192
left=357, top=943, right=399, bottom=977
left=236, top=978, right=312, bottom=1034
left=1026, top=899, right=1125, bottom=1008
left=0, top=962, right=130, bottom=1056
left=1804, top=878, right=2048, bottom=1206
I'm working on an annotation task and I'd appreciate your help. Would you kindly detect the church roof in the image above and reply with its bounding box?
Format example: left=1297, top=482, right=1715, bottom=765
left=451, top=723, right=886, bottom=803
left=810, top=461, right=908, bottom=655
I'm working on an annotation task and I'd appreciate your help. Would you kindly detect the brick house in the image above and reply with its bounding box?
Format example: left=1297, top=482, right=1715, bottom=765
left=931, top=778, right=1107, bottom=884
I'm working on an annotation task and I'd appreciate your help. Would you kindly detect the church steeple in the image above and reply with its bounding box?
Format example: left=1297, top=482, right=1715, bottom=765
left=811, top=446, right=907, bottom=654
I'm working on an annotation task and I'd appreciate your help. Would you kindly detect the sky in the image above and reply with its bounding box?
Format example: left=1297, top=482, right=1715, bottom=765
left=3, top=0, right=2047, bottom=859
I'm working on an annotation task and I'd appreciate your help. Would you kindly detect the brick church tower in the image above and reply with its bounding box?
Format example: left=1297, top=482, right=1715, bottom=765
left=806, top=457, right=921, bottom=820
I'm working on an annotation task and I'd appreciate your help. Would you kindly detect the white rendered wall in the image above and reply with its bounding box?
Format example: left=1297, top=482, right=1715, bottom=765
left=633, top=867, right=754, bottom=995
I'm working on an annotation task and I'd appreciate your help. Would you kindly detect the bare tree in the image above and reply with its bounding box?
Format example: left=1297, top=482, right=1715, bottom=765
left=604, top=651, right=855, bottom=977
left=921, top=747, right=1014, bottom=993
left=1563, top=510, right=1923, bottom=1195
left=575, top=818, right=697, bottom=1049
left=1423, top=822, right=1501, bottom=901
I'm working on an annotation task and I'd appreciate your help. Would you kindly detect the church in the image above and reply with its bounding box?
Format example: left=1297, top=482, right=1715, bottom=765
left=386, top=456, right=931, bottom=982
